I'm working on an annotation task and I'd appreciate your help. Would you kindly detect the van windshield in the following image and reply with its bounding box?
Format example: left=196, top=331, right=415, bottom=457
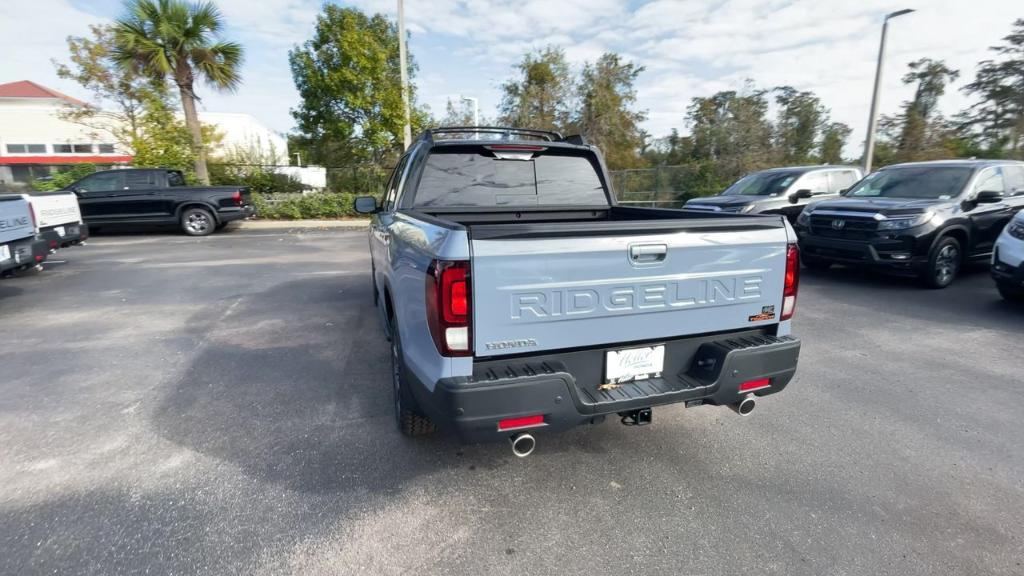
left=413, top=148, right=608, bottom=208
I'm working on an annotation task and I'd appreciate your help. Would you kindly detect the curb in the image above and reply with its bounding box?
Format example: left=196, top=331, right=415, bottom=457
left=235, top=219, right=369, bottom=232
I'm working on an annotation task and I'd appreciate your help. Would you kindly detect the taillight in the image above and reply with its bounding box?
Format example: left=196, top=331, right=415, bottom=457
left=426, top=260, right=471, bottom=356
left=781, top=243, right=799, bottom=320
left=232, top=190, right=243, bottom=205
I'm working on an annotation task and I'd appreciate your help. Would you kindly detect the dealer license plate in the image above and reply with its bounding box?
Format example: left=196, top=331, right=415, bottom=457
left=605, top=345, right=665, bottom=384
left=0, top=245, right=10, bottom=262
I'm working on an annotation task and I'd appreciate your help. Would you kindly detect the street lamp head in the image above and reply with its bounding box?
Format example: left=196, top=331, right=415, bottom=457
left=886, top=8, right=915, bottom=20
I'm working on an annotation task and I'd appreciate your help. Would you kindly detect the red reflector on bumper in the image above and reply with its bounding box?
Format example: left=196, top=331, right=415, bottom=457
left=498, top=415, right=544, bottom=431
left=739, top=378, right=770, bottom=392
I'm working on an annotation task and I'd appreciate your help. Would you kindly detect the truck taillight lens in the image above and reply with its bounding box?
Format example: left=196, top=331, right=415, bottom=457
left=232, top=190, right=243, bottom=205
left=426, top=260, right=471, bottom=356
left=781, top=243, right=799, bottom=321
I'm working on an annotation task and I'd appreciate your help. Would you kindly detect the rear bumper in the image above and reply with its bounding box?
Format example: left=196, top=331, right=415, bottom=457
left=420, top=332, right=800, bottom=443
left=218, top=205, right=256, bottom=223
left=39, top=223, right=89, bottom=249
left=1, top=236, right=48, bottom=272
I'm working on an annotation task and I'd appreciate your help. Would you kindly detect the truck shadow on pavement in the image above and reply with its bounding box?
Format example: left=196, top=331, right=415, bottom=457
left=149, top=274, right=502, bottom=495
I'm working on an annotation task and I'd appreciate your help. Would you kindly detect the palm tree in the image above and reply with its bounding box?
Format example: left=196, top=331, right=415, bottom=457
left=112, top=0, right=242, bottom=184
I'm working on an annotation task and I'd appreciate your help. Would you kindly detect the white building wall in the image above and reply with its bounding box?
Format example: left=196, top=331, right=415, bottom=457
left=0, top=98, right=126, bottom=155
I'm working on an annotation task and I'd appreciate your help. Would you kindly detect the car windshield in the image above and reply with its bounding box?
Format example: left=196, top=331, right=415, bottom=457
left=845, top=167, right=973, bottom=199
left=721, top=172, right=799, bottom=196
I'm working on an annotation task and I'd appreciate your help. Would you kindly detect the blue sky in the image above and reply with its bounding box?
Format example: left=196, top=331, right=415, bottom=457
left=2, top=0, right=1022, bottom=157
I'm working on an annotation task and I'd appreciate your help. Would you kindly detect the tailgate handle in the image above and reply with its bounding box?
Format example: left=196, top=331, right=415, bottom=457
left=629, top=243, right=667, bottom=264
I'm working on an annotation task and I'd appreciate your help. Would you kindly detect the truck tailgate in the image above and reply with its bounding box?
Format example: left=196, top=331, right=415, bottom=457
left=25, top=192, right=83, bottom=228
left=470, top=219, right=789, bottom=357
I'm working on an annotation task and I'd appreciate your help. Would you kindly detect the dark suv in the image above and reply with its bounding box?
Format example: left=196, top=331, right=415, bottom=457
left=795, top=160, right=1024, bottom=288
left=684, top=165, right=862, bottom=223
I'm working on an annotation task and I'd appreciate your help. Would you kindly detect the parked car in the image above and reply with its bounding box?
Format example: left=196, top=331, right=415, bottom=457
left=683, top=165, right=862, bottom=222
left=354, top=127, right=802, bottom=456
left=992, top=211, right=1024, bottom=301
left=65, top=168, right=255, bottom=236
left=1, top=194, right=48, bottom=276
left=795, top=159, right=1024, bottom=288
left=21, top=190, right=88, bottom=251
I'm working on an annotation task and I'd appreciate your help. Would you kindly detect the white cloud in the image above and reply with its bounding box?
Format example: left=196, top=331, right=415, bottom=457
left=3, top=0, right=1023, bottom=159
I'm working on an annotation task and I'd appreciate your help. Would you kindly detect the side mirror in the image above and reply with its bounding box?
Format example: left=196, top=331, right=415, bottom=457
left=790, top=189, right=812, bottom=203
left=353, top=196, right=379, bottom=214
left=976, top=190, right=1003, bottom=203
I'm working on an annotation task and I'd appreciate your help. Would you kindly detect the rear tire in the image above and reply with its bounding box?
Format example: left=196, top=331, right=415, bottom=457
left=922, top=236, right=961, bottom=289
left=997, top=282, right=1024, bottom=302
left=802, top=254, right=832, bottom=271
left=181, top=207, right=216, bottom=236
left=390, top=325, right=436, bottom=437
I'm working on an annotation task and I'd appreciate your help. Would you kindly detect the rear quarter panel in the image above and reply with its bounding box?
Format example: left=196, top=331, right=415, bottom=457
left=381, top=212, right=472, bottom=388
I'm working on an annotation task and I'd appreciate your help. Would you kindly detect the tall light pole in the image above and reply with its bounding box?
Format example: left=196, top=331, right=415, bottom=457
left=863, top=8, right=915, bottom=173
left=460, top=96, right=479, bottom=126
left=397, top=0, right=412, bottom=149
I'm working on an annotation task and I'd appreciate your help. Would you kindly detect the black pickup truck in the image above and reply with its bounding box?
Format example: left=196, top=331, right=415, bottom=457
left=64, top=168, right=254, bottom=236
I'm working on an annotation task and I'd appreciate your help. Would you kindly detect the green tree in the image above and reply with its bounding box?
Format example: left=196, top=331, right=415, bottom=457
left=53, top=24, right=164, bottom=149
left=819, top=122, right=852, bottom=164
left=112, top=0, right=243, bottom=184
left=961, top=19, right=1024, bottom=158
left=574, top=53, right=647, bottom=169
left=773, top=86, right=826, bottom=164
left=498, top=46, right=574, bottom=132
left=893, top=58, right=959, bottom=161
left=289, top=5, right=427, bottom=167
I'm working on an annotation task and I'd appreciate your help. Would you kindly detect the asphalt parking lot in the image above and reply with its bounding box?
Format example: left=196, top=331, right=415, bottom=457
left=1, top=228, right=1022, bottom=576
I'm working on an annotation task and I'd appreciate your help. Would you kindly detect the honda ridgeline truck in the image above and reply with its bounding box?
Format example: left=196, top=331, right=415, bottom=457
left=1, top=194, right=49, bottom=276
left=21, top=190, right=89, bottom=251
left=355, top=127, right=802, bottom=456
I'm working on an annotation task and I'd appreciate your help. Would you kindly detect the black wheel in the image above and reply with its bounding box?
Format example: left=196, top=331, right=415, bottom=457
left=801, top=254, right=832, bottom=271
left=181, top=207, right=216, bottom=236
left=390, top=326, right=436, bottom=437
left=997, top=282, right=1024, bottom=302
left=922, top=236, right=961, bottom=289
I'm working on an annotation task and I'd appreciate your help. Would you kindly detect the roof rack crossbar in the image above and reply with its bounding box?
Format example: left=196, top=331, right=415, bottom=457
left=419, top=126, right=565, bottom=143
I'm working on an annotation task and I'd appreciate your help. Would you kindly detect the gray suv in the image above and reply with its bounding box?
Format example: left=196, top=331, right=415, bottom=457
left=684, top=165, right=863, bottom=223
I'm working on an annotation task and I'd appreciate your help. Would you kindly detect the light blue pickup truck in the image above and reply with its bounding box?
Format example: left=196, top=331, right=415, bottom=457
left=1, top=194, right=48, bottom=276
left=355, top=127, right=802, bottom=456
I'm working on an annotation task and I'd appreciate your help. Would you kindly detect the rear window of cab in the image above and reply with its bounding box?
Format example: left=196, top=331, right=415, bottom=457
left=413, top=148, right=608, bottom=208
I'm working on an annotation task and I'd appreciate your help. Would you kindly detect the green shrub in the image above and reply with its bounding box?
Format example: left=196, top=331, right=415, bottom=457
left=31, top=163, right=98, bottom=191
left=252, top=192, right=369, bottom=220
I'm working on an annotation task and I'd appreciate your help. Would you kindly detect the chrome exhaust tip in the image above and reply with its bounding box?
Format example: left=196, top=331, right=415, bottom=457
left=729, top=394, right=756, bottom=416
left=510, top=433, right=536, bottom=458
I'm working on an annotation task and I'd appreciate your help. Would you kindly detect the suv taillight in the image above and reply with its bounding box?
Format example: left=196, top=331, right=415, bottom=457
left=781, top=243, right=799, bottom=321
left=425, top=260, right=471, bottom=356
left=232, top=190, right=243, bottom=205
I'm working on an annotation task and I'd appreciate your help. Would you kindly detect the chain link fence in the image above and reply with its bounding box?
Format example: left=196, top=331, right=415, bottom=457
left=609, top=165, right=712, bottom=208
